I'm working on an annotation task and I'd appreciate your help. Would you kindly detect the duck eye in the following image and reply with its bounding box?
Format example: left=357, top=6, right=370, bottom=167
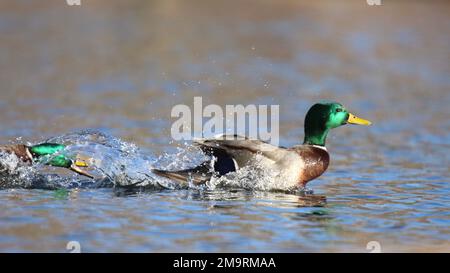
left=336, top=108, right=342, bottom=113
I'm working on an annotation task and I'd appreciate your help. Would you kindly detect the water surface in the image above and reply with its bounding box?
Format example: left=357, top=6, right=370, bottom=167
left=0, top=0, right=449, bottom=252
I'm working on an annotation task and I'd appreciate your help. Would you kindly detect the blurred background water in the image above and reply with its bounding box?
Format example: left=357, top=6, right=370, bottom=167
left=0, top=0, right=449, bottom=252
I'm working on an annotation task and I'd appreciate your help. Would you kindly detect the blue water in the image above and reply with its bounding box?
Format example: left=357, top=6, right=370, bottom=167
left=0, top=1, right=449, bottom=252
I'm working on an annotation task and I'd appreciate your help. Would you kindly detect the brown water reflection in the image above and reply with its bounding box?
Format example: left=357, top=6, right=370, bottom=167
left=0, top=0, right=449, bottom=252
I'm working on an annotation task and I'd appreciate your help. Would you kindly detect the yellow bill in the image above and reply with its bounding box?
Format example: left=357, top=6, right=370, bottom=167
left=347, top=113, right=372, bottom=126
left=74, top=154, right=92, bottom=167
left=74, top=160, right=89, bottom=167
left=72, top=155, right=95, bottom=178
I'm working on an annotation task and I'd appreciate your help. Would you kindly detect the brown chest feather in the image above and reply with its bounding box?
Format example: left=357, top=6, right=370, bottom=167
left=0, top=145, right=33, bottom=163
left=292, top=146, right=330, bottom=186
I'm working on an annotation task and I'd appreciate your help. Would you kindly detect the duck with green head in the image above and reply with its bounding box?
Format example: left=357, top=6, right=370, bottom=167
left=0, top=143, right=93, bottom=178
left=152, top=101, right=371, bottom=190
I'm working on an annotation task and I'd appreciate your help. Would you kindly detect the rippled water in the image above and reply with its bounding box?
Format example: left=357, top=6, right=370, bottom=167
left=0, top=0, right=449, bottom=252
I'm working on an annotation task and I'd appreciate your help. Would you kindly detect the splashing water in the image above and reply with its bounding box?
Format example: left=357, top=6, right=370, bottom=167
left=0, top=131, right=156, bottom=189
left=45, top=130, right=157, bottom=187
left=207, top=155, right=304, bottom=193
left=0, top=130, right=307, bottom=193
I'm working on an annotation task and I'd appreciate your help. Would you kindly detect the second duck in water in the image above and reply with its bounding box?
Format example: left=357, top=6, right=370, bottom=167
left=0, top=143, right=93, bottom=178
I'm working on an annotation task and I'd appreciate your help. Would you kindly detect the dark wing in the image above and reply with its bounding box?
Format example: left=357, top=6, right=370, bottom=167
left=151, top=151, right=237, bottom=186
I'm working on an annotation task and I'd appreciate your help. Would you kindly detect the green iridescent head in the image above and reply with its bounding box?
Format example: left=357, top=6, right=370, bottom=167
left=303, top=101, right=371, bottom=146
left=28, top=143, right=72, bottom=167
left=28, top=143, right=93, bottom=178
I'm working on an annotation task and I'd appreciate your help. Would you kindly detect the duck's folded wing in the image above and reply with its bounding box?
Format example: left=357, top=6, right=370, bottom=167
left=194, top=134, right=288, bottom=167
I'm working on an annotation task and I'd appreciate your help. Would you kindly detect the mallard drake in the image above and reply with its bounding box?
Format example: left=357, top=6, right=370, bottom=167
left=0, top=143, right=93, bottom=178
left=152, top=101, right=371, bottom=189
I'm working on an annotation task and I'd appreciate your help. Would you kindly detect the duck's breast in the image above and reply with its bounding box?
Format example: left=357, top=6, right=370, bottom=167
left=290, top=145, right=330, bottom=187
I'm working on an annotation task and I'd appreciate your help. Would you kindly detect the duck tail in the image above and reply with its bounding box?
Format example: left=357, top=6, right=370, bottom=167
left=151, top=163, right=212, bottom=186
